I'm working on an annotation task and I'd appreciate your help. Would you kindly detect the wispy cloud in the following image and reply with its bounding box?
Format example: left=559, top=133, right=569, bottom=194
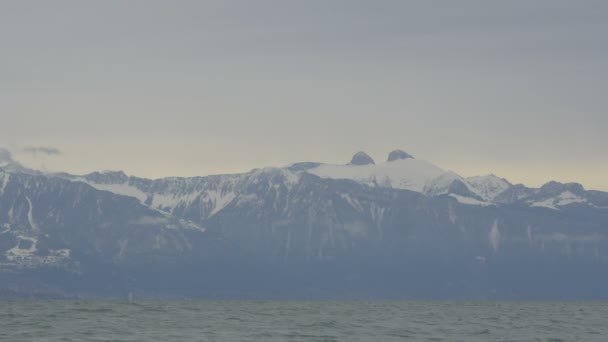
left=22, top=146, right=62, bottom=156
left=0, top=148, right=13, bottom=163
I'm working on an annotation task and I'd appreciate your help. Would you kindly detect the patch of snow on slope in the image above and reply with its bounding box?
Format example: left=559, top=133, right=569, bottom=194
left=554, top=191, right=588, bottom=206
left=236, top=194, right=259, bottom=206
left=0, top=172, right=9, bottom=195
left=51, top=249, right=71, bottom=258
left=370, top=203, right=385, bottom=227
left=250, top=168, right=300, bottom=189
left=423, top=171, right=466, bottom=196
left=530, top=191, right=587, bottom=210
left=590, top=204, right=608, bottom=210
left=307, top=159, right=445, bottom=192
left=466, top=175, right=511, bottom=201
left=177, top=219, right=207, bottom=233
left=151, top=192, right=201, bottom=211
left=8, top=206, right=14, bottom=223
left=25, top=197, right=38, bottom=231
left=530, top=198, right=558, bottom=210
left=450, top=194, right=491, bottom=206
left=84, top=181, right=148, bottom=202
left=279, top=169, right=300, bottom=188
left=1, top=223, right=10, bottom=234
left=339, top=193, right=363, bottom=212
left=204, top=190, right=237, bottom=217
left=489, top=220, right=500, bottom=252
left=6, top=235, right=38, bottom=261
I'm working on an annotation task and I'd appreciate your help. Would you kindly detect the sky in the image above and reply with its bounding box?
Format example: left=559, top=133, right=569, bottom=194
left=1, top=0, right=607, bottom=190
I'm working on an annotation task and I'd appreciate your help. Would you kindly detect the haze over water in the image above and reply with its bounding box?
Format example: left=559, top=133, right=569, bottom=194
left=1, top=300, right=607, bottom=341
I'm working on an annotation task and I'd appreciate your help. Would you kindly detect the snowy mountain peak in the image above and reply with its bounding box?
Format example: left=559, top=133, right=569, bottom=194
left=466, top=175, right=512, bottom=201
left=423, top=171, right=465, bottom=196
left=349, top=152, right=375, bottom=166
left=387, top=150, right=414, bottom=162
left=308, top=157, right=446, bottom=193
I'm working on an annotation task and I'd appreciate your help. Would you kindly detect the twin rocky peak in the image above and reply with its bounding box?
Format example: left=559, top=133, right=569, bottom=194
left=348, top=149, right=413, bottom=166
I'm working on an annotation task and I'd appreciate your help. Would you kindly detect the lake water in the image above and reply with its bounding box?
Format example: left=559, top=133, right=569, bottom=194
left=0, top=300, right=607, bottom=341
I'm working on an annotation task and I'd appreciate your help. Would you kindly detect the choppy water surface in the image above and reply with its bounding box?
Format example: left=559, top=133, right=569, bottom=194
left=1, top=300, right=607, bottom=341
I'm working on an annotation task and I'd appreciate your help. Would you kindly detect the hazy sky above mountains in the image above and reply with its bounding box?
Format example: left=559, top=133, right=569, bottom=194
left=2, top=1, right=607, bottom=190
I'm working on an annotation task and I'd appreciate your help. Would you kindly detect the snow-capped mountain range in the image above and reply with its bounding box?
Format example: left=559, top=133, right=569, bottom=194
left=1, top=150, right=607, bottom=299
left=64, top=150, right=606, bottom=214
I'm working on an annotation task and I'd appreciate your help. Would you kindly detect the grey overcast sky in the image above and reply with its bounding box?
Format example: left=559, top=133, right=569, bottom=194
left=1, top=0, right=607, bottom=190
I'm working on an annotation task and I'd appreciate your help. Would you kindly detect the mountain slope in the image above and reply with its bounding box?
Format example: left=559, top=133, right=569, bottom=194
left=0, top=169, right=205, bottom=270
left=2, top=150, right=608, bottom=299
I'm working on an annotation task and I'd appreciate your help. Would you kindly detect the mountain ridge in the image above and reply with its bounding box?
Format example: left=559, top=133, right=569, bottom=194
left=1, top=150, right=607, bottom=299
left=60, top=151, right=607, bottom=212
